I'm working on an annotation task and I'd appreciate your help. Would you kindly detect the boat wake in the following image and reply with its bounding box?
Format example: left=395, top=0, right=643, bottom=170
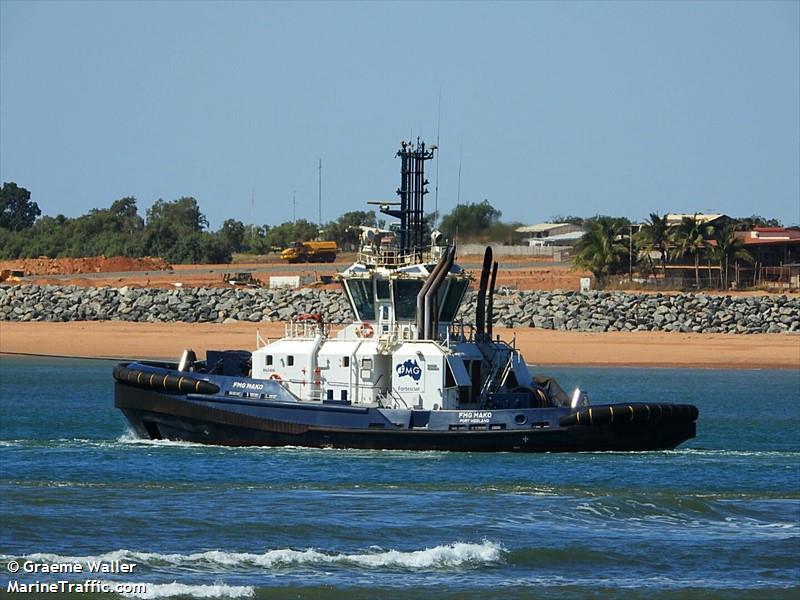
left=117, top=581, right=254, bottom=599
left=5, top=541, right=505, bottom=572
left=115, top=431, right=209, bottom=448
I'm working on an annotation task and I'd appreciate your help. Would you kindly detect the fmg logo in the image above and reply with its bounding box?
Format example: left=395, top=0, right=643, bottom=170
left=396, top=359, right=422, bottom=381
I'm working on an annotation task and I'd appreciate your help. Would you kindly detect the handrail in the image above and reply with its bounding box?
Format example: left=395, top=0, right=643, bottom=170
left=355, top=245, right=447, bottom=269
left=283, top=320, right=328, bottom=339
left=382, top=388, right=409, bottom=409
left=256, top=330, right=268, bottom=349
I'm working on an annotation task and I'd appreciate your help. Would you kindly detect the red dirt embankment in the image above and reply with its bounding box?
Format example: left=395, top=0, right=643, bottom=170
left=0, top=256, right=171, bottom=276
left=4, top=252, right=591, bottom=291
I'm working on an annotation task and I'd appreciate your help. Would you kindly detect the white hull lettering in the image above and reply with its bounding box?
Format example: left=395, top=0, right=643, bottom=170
left=232, top=382, right=265, bottom=391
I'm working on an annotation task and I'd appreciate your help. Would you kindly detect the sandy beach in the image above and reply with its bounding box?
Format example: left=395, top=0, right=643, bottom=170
left=1, top=321, right=797, bottom=369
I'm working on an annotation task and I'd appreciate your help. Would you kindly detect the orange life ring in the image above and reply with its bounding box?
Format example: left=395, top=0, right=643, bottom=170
left=358, top=322, right=374, bottom=338
left=269, top=373, right=283, bottom=381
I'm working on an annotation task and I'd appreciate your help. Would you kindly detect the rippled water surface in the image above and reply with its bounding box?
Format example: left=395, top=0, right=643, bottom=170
left=1, top=356, right=798, bottom=599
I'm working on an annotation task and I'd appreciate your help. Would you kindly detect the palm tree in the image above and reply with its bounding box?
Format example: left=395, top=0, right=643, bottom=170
left=573, top=217, right=629, bottom=287
left=670, top=215, right=712, bottom=289
left=706, top=223, right=753, bottom=289
left=637, top=212, right=670, bottom=279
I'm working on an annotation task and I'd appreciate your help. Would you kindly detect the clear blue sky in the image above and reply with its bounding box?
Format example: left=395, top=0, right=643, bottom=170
left=2, top=1, right=798, bottom=229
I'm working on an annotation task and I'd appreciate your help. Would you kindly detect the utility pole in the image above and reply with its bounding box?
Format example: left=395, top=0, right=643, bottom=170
left=318, top=159, right=322, bottom=228
left=629, top=225, right=634, bottom=280
left=292, top=190, right=297, bottom=224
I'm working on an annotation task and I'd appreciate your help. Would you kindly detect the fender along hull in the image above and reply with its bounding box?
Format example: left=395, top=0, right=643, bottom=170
left=115, top=383, right=696, bottom=452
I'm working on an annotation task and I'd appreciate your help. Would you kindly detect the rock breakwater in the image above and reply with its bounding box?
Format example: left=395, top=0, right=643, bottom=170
left=1, top=285, right=798, bottom=334
left=0, top=286, right=352, bottom=325
left=463, top=289, right=800, bottom=334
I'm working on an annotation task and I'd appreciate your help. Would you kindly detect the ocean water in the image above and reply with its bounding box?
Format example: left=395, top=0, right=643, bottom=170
left=0, top=355, right=798, bottom=599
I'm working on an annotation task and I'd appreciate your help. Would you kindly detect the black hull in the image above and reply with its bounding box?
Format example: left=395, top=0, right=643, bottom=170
left=116, top=384, right=696, bottom=453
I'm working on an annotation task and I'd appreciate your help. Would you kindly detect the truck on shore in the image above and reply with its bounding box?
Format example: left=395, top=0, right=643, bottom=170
left=280, top=241, right=338, bottom=263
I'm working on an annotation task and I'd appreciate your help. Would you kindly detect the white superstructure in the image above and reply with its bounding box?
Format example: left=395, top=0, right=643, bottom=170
left=250, top=139, right=542, bottom=414
left=250, top=238, right=540, bottom=413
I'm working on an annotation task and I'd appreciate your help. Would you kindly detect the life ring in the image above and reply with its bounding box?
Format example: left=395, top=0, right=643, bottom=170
left=269, top=373, right=283, bottom=381
left=357, top=322, right=374, bottom=338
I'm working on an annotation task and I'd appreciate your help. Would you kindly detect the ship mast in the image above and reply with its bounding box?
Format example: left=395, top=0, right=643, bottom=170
left=380, top=139, right=436, bottom=258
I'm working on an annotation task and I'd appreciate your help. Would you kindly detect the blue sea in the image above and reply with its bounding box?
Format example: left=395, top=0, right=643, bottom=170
left=0, top=355, right=798, bottom=599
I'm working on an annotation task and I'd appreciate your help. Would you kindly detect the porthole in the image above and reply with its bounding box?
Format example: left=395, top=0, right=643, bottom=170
left=514, top=414, right=527, bottom=425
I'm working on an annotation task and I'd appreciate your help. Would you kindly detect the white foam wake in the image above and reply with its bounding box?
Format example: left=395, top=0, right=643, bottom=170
left=7, top=541, right=504, bottom=571
left=118, top=581, right=254, bottom=598
left=116, top=431, right=209, bottom=448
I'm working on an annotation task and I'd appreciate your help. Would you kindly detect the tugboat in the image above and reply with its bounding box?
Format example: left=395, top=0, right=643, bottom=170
left=114, top=140, right=698, bottom=451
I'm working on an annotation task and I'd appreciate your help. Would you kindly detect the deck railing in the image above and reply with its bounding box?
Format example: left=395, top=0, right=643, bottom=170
left=356, top=245, right=446, bottom=269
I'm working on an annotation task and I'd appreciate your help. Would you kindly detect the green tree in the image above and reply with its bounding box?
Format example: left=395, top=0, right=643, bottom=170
left=582, top=214, right=632, bottom=228
left=734, top=215, right=783, bottom=230
left=240, top=224, right=272, bottom=254
left=706, top=223, right=753, bottom=289
left=0, top=182, right=40, bottom=231
left=146, top=197, right=208, bottom=233
left=142, top=220, right=179, bottom=259
left=637, top=212, right=670, bottom=279
left=218, top=219, right=246, bottom=253
left=670, top=214, right=713, bottom=289
left=108, top=197, right=145, bottom=236
left=439, top=200, right=501, bottom=240
left=169, top=232, right=231, bottom=264
left=64, top=197, right=145, bottom=256
left=2, top=214, right=44, bottom=257
left=549, top=215, right=585, bottom=226
left=0, top=227, right=24, bottom=258
left=143, top=197, right=210, bottom=261
left=486, top=221, right=525, bottom=245
left=264, top=219, right=320, bottom=249
left=572, top=216, right=630, bottom=286
left=24, top=214, right=71, bottom=257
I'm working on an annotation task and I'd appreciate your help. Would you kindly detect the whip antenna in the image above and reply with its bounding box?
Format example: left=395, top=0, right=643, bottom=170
left=457, top=136, right=463, bottom=206
left=434, top=88, right=442, bottom=218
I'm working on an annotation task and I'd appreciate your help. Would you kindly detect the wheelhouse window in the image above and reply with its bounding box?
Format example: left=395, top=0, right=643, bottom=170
left=266, top=355, right=273, bottom=366
left=393, top=279, right=424, bottom=320
left=445, top=362, right=456, bottom=387
left=376, top=279, right=391, bottom=301
left=345, top=280, right=375, bottom=321
left=287, top=355, right=294, bottom=366
left=439, top=278, right=469, bottom=322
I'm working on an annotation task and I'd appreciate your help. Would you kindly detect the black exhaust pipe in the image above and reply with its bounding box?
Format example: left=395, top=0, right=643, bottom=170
left=416, top=248, right=452, bottom=340
left=486, top=261, right=498, bottom=339
left=475, top=246, right=492, bottom=340
left=425, top=246, right=455, bottom=339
